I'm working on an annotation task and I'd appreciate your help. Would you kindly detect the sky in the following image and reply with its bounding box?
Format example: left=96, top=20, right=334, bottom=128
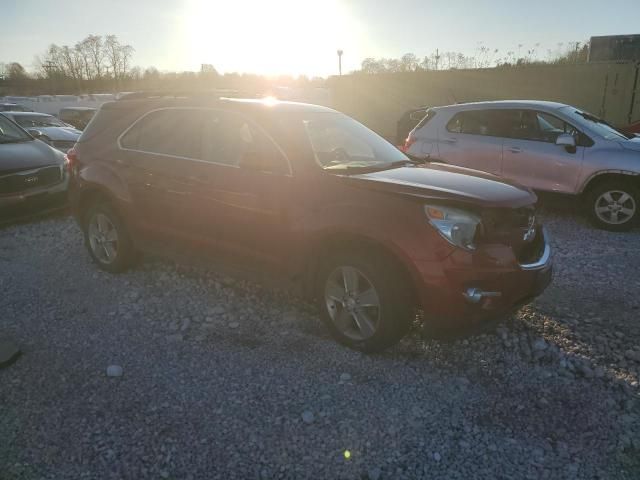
left=2, top=0, right=640, bottom=77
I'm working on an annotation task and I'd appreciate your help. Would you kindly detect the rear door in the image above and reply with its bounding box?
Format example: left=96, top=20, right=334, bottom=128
left=436, top=109, right=503, bottom=175
left=118, top=108, right=215, bottom=247
left=501, top=110, right=585, bottom=193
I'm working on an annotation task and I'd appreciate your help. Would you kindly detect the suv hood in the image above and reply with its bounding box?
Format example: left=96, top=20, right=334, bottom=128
left=348, top=163, right=536, bottom=208
left=0, top=139, right=64, bottom=174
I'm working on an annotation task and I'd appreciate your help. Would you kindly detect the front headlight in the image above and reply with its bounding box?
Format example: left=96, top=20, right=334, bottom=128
left=425, top=204, right=481, bottom=251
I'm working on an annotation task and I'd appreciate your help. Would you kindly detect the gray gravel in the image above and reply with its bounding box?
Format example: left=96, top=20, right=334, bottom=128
left=1, top=208, right=639, bottom=479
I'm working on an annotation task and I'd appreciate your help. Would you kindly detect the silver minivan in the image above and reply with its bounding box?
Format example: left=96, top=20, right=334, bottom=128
left=405, top=100, right=640, bottom=231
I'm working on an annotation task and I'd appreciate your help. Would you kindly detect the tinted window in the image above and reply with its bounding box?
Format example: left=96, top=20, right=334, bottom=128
left=121, top=109, right=202, bottom=159
left=500, top=110, right=582, bottom=143
left=446, top=110, right=496, bottom=135
left=121, top=108, right=289, bottom=170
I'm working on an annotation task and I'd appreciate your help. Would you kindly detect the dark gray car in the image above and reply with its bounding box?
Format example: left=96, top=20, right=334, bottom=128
left=0, top=114, right=68, bottom=222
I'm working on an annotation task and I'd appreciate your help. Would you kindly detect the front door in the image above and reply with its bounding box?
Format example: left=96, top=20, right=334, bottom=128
left=501, top=110, right=585, bottom=193
left=192, top=110, right=293, bottom=270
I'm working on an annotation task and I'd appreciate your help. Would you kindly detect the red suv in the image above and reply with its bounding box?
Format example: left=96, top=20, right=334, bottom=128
left=68, top=95, right=552, bottom=352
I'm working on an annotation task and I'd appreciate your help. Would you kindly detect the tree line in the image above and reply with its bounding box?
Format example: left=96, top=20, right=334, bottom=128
left=357, top=42, right=590, bottom=74
left=1, top=36, right=591, bottom=95
left=0, top=34, right=328, bottom=96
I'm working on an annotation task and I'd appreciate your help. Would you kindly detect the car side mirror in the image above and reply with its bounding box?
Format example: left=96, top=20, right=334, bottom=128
left=555, top=133, right=576, bottom=148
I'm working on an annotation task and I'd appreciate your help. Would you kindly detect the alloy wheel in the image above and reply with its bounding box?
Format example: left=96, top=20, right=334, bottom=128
left=88, top=213, right=119, bottom=264
left=324, top=266, right=381, bottom=341
left=594, top=190, right=636, bottom=225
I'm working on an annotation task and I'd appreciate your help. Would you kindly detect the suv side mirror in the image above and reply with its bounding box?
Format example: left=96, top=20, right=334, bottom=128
left=555, top=133, right=576, bottom=149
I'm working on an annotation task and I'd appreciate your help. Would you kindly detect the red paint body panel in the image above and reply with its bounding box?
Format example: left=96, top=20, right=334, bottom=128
left=69, top=99, right=552, bottom=332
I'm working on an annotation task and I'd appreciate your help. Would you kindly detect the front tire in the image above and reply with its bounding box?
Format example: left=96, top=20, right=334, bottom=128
left=83, top=202, right=137, bottom=273
left=317, top=249, right=413, bottom=352
left=586, top=180, right=639, bottom=231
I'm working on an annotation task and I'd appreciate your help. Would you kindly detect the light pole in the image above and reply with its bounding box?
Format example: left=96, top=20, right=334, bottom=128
left=337, top=49, right=343, bottom=76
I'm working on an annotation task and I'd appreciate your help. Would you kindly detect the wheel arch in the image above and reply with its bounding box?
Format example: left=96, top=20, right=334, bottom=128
left=302, top=231, right=420, bottom=307
left=72, top=182, right=130, bottom=232
left=579, top=170, right=640, bottom=196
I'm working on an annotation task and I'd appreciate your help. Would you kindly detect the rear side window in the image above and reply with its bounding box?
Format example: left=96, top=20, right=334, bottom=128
left=120, top=108, right=290, bottom=171
left=446, top=110, right=493, bottom=135
left=120, top=109, right=202, bottom=159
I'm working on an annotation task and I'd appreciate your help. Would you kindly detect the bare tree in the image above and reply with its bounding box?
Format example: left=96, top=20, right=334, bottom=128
left=85, top=35, right=105, bottom=79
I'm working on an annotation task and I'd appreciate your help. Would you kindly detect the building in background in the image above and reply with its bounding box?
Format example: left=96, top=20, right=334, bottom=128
left=589, top=34, right=640, bottom=62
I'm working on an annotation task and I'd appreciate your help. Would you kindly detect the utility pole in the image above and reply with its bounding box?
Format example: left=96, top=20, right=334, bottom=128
left=435, top=49, right=440, bottom=71
left=43, top=61, right=56, bottom=94
left=337, top=49, right=343, bottom=75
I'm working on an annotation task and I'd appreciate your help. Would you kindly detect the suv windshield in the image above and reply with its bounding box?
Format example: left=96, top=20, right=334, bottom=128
left=302, top=112, right=409, bottom=171
left=559, top=106, right=631, bottom=141
left=0, top=114, right=31, bottom=143
left=14, top=114, right=66, bottom=128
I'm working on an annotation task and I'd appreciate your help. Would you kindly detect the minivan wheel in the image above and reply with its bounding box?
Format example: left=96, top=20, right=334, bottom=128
left=84, top=203, right=137, bottom=273
left=586, top=181, right=639, bottom=231
left=317, top=250, right=412, bottom=352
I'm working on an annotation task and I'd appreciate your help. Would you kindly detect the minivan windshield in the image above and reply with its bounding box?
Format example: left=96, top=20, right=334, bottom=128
left=0, top=114, right=31, bottom=143
left=302, top=112, right=410, bottom=172
left=559, top=106, right=631, bottom=141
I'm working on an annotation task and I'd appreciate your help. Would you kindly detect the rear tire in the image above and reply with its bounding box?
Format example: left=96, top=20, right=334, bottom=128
left=317, top=249, right=413, bottom=352
left=83, top=202, right=137, bottom=273
left=585, top=180, right=639, bottom=232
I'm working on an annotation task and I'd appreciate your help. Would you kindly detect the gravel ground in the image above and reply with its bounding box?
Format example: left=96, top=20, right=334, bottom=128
left=1, top=207, right=639, bottom=480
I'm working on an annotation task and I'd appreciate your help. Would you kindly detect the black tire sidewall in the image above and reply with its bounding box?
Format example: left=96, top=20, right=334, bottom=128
left=317, top=250, right=412, bottom=353
left=83, top=203, right=135, bottom=273
left=586, top=181, right=639, bottom=232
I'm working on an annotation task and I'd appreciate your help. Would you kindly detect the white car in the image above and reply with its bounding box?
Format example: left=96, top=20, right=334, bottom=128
left=1, top=111, right=81, bottom=152
left=405, top=100, right=640, bottom=231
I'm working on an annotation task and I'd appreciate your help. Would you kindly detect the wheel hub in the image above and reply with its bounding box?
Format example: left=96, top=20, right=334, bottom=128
left=595, top=189, right=636, bottom=225
left=324, top=265, right=381, bottom=341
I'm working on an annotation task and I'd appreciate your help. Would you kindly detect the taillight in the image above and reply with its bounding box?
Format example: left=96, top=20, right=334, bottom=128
left=402, top=136, right=416, bottom=152
left=65, top=146, right=78, bottom=174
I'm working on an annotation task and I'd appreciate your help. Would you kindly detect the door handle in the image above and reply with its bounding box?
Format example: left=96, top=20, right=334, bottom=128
left=508, top=146, right=522, bottom=153
left=442, top=138, right=457, bottom=144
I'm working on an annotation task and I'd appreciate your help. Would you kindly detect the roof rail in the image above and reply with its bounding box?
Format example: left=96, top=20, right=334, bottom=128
left=117, top=90, right=263, bottom=101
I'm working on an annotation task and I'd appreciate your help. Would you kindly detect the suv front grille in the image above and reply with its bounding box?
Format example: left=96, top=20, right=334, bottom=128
left=0, top=166, right=63, bottom=195
left=477, top=205, right=546, bottom=264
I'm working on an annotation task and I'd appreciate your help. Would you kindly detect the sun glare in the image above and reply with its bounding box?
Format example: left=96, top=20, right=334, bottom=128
left=182, top=0, right=364, bottom=76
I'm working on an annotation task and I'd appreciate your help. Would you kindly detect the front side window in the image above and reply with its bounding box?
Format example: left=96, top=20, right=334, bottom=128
left=300, top=112, right=407, bottom=170
left=500, top=109, right=584, bottom=144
